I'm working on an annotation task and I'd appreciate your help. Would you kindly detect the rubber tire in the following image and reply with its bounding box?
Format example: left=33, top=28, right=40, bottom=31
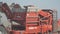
left=0, top=26, right=8, bottom=34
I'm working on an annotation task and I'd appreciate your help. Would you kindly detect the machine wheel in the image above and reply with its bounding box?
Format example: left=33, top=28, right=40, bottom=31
left=0, top=26, right=8, bottom=34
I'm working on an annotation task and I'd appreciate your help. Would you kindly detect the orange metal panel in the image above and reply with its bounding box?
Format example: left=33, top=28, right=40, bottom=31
left=38, top=10, right=53, bottom=33
left=26, top=12, right=40, bottom=33
left=27, top=12, right=38, bottom=17
left=38, top=10, right=51, bottom=17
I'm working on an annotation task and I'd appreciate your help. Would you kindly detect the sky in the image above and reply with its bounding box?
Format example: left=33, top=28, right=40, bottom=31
left=0, top=0, right=60, bottom=19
